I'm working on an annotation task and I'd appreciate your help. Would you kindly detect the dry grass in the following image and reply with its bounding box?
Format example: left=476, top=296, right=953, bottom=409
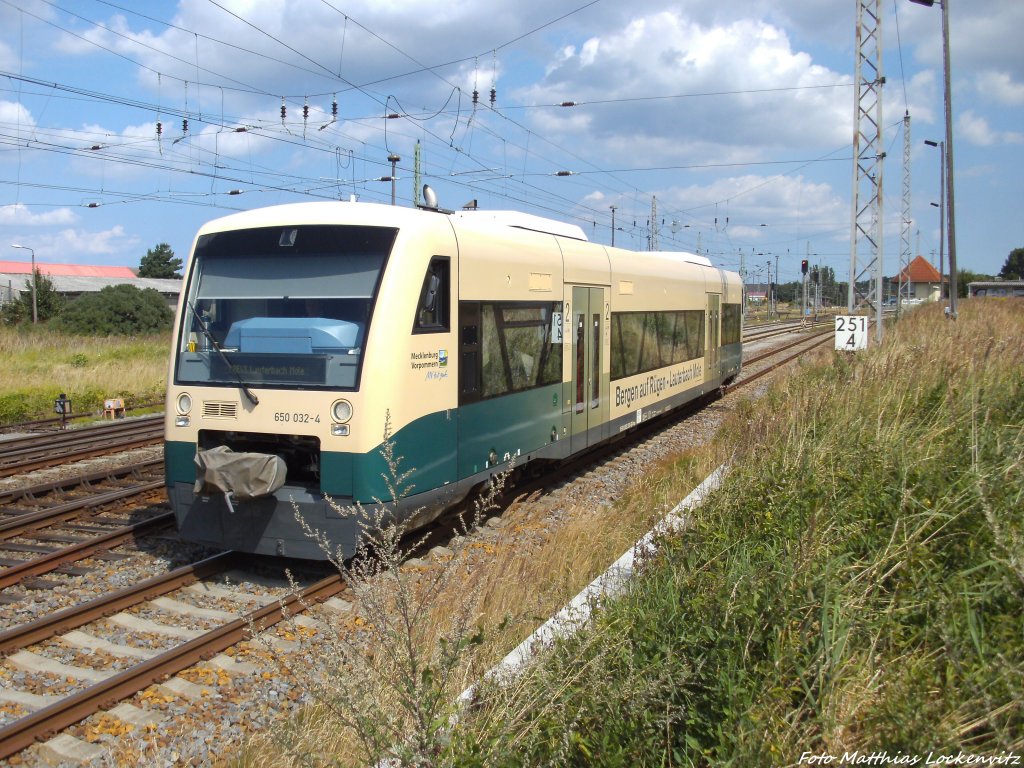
left=235, top=441, right=716, bottom=767
left=235, top=299, right=1024, bottom=766
left=0, top=326, right=168, bottom=422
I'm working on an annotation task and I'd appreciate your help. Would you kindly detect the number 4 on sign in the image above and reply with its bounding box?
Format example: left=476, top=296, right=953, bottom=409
left=835, top=315, right=868, bottom=351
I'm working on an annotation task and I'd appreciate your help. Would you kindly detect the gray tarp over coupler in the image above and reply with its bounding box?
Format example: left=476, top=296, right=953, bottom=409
left=194, top=445, right=287, bottom=513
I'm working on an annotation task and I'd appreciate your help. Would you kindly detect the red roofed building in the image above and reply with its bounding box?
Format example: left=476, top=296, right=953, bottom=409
left=0, top=260, right=137, bottom=278
left=0, top=259, right=181, bottom=309
left=894, top=255, right=944, bottom=303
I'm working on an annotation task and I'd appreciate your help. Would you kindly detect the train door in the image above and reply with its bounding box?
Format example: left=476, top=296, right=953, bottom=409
left=570, top=286, right=606, bottom=453
left=705, top=293, right=721, bottom=383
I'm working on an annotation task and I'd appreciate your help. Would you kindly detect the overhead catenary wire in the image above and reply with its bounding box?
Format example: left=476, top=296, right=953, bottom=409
left=2, top=0, right=878, bottom=258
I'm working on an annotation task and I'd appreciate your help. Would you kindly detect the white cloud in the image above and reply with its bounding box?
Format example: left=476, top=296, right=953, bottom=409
left=0, top=99, right=35, bottom=127
left=976, top=70, right=1024, bottom=106
left=48, top=225, right=140, bottom=260
left=958, top=110, right=1024, bottom=146
left=0, top=203, right=77, bottom=226
left=0, top=223, right=138, bottom=264
left=516, top=11, right=852, bottom=165
left=663, top=174, right=846, bottom=232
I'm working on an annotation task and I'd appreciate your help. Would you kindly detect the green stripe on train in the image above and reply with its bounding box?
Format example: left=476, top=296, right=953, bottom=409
left=165, top=384, right=561, bottom=504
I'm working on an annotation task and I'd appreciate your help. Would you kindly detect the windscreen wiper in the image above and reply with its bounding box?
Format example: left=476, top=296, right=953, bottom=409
left=186, top=300, right=259, bottom=406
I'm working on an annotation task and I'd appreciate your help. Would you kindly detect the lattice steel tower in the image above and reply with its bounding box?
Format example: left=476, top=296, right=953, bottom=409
left=899, top=111, right=912, bottom=314
left=848, top=0, right=885, bottom=341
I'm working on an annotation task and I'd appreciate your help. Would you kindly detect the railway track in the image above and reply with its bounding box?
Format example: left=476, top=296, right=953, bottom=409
left=0, top=329, right=834, bottom=765
left=0, top=458, right=170, bottom=595
left=0, top=416, right=164, bottom=480
left=0, top=554, right=344, bottom=763
left=0, top=402, right=164, bottom=436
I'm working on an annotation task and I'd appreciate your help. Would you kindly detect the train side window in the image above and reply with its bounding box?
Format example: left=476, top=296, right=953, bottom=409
left=610, top=309, right=706, bottom=381
left=413, top=257, right=450, bottom=333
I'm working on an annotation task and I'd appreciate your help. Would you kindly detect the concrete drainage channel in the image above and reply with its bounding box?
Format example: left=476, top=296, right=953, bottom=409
left=459, top=463, right=728, bottom=702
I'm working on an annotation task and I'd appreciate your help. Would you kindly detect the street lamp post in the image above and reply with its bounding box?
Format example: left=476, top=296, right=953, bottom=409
left=924, top=140, right=945, bottom=302
left=909, top=0, right=957, bottom=317
left=10, top=244, right=37, bottom=323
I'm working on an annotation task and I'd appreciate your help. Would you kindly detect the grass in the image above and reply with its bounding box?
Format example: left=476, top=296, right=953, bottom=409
left=446, top=300, right=1024, bottom=764
left=0, top=325, right=169, bottom=424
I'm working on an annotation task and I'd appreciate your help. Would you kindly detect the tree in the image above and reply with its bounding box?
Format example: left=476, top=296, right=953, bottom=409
left=56, top=284, right=173, bottom=335
left=998, top=247, right=1024, bottom=280
left=956, top=269, right=994, bottom=299
left=0, top=270, right=64, bottom=325
left=138, top=242, right=183, bottom=279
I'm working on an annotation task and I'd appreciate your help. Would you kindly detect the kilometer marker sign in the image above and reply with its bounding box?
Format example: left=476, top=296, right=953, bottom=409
left=835, top=315, right=868, bottom=351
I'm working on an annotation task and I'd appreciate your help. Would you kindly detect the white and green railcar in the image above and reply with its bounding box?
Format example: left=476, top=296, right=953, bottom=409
left=164, top=201, right=742, bottom=559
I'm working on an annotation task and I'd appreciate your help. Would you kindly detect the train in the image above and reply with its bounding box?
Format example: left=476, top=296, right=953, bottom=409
left=164, top=197, right=743, bottom=560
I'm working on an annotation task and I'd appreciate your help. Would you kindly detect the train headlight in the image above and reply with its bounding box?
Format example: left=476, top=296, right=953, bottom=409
left=331, top=399, right=353, bottom=424
left=174, top=393, right=192, bottom=427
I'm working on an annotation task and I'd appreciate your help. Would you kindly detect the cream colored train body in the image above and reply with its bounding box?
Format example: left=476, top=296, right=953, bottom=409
left=165, top=201, right=743, bottom=559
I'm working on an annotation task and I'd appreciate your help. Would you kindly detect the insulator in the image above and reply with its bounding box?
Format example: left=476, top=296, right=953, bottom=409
left=555, top=170, right=573, bottom=177
left=156, top=121, right=162, bottom=136
left=490, top=87, right=496, bottom=106
left=303, top=102, right=309, bottom=120
left=87, top=202, right=100, bottom=208
left=331, top=97, right=338, bottom=117
left=386, top=113, right=400, bottom=119
left=90, top=145, right=101, bottom=151
left=472, top=89, right=479, bottom=105
left=280, top=99, right=286, bottom=121
left=560, top=101, right=576, bottom=107
left=182, top=119, right=188, bottom=133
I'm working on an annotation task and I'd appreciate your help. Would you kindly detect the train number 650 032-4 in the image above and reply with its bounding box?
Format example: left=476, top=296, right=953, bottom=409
left=273, top=412, right=320, bottom=424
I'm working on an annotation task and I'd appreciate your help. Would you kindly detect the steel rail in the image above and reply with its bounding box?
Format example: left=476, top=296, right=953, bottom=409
left=742, top=327, right=833, bottom=367
left=0, top=568, right=344, bottom=762
left=0, top=415, right=163, bottom=454
left=0, top=458, right=162, bottom=506
left=0, top=402, right=164, bottom=434
left=725, top=333, right=834, bottom=394
left=0, top=552, right=236, bottom=656
left=0, top=428, right=164, bottom=479
left=0, top=511, right=173, bottom=590
left=0, top=480, right=165, bottom=541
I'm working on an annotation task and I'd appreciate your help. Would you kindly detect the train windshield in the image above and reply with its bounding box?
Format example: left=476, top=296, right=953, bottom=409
left=175, top=224, right=396, bottom=389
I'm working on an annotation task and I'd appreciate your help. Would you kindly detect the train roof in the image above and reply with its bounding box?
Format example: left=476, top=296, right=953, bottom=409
left=194, top=201, right=588, bottom=240
left=650, top=251, right=714, bottom=267
left=450, top=210, right=587, bottom=241
left=192, top=202, right=731, bottom=273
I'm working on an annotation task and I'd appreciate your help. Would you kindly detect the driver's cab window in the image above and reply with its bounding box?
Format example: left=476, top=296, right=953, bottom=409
left=413, top=257, right=450, bottom=333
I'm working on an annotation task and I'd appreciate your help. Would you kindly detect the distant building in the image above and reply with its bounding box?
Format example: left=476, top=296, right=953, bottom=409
left=893, top=255, right=943, bottom=303
left=0, top=260, right=181, bottom=310
left=967, top=280, right=1024, bottom=298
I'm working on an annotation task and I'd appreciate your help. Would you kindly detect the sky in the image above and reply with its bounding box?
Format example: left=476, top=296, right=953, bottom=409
left=1, top=0, right=1021, bottom=286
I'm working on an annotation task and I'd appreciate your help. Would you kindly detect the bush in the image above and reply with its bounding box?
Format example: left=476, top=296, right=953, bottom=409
left=0, top=271, right=64, bottom=325
left=56, top=284, right=173, bottom=335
